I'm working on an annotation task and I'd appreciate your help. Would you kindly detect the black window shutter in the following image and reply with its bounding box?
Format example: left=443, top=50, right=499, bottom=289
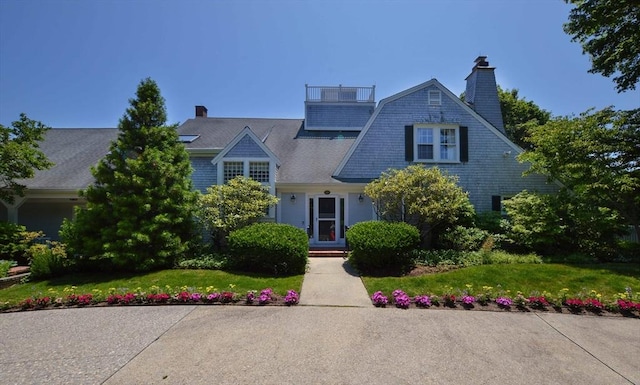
left=460, top=126, right=468, bottom=162
left=405, top=125, right=414, bottom=161
left=491, top=195, right=502, bottom=212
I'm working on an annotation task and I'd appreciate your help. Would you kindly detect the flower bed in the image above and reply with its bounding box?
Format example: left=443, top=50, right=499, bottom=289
left=371, top=286, right=640, bottom=317
left=2, top=285, right=299, bottom=312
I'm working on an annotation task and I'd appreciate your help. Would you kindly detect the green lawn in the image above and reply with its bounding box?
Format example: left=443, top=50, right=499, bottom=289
left=0, top=269, right=304, bottom=307
left=362, top=263, right=640, bottom=299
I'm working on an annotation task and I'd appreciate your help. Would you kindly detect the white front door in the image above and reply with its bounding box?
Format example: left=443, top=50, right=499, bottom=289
left=314, top=195, right=339, bottom=244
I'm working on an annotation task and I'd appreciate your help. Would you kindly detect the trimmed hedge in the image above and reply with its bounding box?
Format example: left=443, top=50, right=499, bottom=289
left=347, top=221, right=420, bottom=275
left=228, top=223, right=308, bottom=276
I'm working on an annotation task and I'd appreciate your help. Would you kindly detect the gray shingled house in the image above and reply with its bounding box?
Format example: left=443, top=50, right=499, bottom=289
left=2, top=56, right=557, bottom=246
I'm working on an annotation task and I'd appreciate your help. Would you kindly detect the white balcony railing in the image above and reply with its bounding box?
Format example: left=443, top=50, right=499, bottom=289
left=305, top=85, right=375, bottom=103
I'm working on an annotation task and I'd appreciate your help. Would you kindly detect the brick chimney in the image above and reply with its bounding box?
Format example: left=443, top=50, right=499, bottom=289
left=195, top=105, right=208, bottom=118
left=464, top=56, right=505, bottom=133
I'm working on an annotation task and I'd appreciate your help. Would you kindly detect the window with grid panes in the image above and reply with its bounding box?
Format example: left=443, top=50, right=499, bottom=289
left=223, top=161, right=243, bottom=183
left=249, top=162, right=269, bottom=183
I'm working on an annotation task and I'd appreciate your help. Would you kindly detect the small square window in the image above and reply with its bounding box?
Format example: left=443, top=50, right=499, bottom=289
left=249, top=162, right=269, bottom=183
left=223, top=161, right=243, bottom=183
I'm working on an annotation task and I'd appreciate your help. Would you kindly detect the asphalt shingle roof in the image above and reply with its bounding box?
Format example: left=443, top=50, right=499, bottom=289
left=22, top=117, right=359, bottom=191
left=22, top=128, right=118, bottom=190
left=178, top=117, right=359, bottom=184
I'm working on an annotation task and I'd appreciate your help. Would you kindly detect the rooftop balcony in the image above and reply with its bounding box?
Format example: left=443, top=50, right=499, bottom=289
left=305, top=85, right=375, bottom=103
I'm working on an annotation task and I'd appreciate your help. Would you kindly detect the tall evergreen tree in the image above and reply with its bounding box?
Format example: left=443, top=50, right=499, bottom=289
left=66, top=78, right=198, bottom=271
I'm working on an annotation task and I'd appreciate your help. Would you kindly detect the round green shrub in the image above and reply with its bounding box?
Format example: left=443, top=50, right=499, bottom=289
left=346, top=221, right=420, bottom=275
left=228, top=223, right=308, bottom=276
left=439, top=225, right=489, bottom=251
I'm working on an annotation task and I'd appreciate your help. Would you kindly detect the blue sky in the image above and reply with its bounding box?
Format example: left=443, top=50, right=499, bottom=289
left=1, top=0, right=638, bottom=128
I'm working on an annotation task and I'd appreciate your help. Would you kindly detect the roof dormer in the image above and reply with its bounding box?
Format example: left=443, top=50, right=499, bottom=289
left=304, top=84, right=376, bottom=131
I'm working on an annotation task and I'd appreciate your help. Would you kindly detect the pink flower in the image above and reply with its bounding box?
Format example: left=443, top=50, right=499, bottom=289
left=371, top=291, right=388, bottom=307
left=284, top=290, right=299, bottom=306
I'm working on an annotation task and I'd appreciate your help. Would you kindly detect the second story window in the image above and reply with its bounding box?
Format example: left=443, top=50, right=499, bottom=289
left=415, top=125, right=459, bottom=162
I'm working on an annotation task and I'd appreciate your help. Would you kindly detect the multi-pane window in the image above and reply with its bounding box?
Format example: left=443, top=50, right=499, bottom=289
left=417, top=128, right=434, bottom=160
left=415, top=126, right=458, bottom=162
left=249, top=162, right=269, bottom=183
left=223, top=161, right=243, bottom=183
left=440, top=128, right=457, bottom=161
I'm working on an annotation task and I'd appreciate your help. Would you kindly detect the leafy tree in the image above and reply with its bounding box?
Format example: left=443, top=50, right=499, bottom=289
left=0, top=114, right=53, bottom=203
left=497, top=86, right=551, bottom=149
left=65, top=78, right=198, bottom=271
left=364, top=165, right=474, bottom=247
left=564, top=0, right=640, bottom=92
left=519, top=107, right=639, bottom=245
left=504, top=190, right=623, bottom=258
left=199, top=176, right=279, bottom=249
left=461, top=87, right=550, bottom=149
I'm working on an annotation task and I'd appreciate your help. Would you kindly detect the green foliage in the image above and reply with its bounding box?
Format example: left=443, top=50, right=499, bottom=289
left=0, top=259, right=15, bottom=278
left=63, top=78, right=198, bottom=272
left=438, top=226, right=489, bottom=251
left=564, top=0, right=640, bottom=92
left=518, top=107, right=639, bottom=251
left=0, top=114, right=53, bottom=204
left=474, top=211, right=505, bottom=234
left=497, top=86, right=551, bottom=149
left=502, top=191, right=566, bottom=253
left=365, top=165, right=474, bottom=247
left=27, top=241, right=69, bottom=280
left=347, top=221, right=420, bottom=275
left=177, top=254, right=229, bottom=270
left=228, top=223, right=308, bottom=276
left=503, top=190, right=625, bottom=259
left=198, top=176, right=279, bottom=249
left=411, top=249, right=542, bottom=268
left=0, top=222, right=28, bottom=262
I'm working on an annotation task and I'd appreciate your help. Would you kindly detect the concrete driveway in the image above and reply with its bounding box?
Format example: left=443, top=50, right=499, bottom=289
left=1, top=306, right=638, bottom=385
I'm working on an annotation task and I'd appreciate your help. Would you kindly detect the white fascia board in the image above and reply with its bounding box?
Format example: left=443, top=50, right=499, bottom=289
left=210, top=126, right=281, bottom=167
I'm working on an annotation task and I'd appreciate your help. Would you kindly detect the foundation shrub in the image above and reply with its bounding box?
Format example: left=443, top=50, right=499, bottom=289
left=28, top=241, right=69, bottom=279
left=228, top=223, right=308, bottom=276
left=347, top=221, right=420, bottom=275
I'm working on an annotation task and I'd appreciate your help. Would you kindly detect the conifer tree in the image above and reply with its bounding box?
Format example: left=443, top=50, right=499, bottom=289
left=66, top=78, right=197, bottom=271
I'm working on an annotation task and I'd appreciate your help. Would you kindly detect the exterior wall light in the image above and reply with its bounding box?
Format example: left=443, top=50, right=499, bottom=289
left=290, top=194, right=296, bottom=203
left=358, top=194, right=364, bottom=203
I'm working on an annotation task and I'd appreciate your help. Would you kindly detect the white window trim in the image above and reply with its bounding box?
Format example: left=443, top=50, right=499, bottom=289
left=218, top=158, right=277, bottom=217
left=413, top=124, right=460, bottom=163
left=428, top=90, right=442, bottom=106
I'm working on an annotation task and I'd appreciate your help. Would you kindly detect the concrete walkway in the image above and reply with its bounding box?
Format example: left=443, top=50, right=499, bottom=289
left=299, top=257, right=371, bottom=307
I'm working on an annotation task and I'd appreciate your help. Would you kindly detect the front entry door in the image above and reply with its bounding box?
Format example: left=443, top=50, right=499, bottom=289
left=315, top=196, right=338, bottom=243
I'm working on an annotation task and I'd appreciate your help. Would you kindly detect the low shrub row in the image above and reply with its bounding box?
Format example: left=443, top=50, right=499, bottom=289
left=370, top=286, right=640, bottom=316
left=5, top=286, right=300, bottom=312
left=411, top=249, right=543, bottom=267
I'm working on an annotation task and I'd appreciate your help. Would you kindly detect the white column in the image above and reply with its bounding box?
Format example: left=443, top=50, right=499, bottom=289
left=4, top=196, right=26, bottom=224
